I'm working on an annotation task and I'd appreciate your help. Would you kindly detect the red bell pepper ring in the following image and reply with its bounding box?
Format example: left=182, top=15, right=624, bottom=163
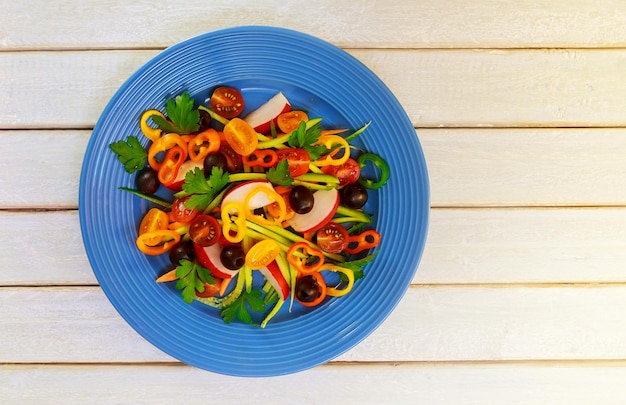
left=287, top=242, right=325, bottom=274
left=158, top=145, right=186, bottom=186
left=345, top=229, right=381, bottom=255
left=242, top=149, right=278, bottom=168
left=188, top=128, right=221, bottom=162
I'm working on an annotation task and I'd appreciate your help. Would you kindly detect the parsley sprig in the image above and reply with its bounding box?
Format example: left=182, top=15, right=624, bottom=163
left=175, top=259, right=215, bottom=304
left=109, top=135, right=147, bottom=173
left=221, top=289, right=266, bottom=325
left=337, top=254, right=377, bottom=282
left=151, top=93, right=200, bottom=135
left=265, top=160, right=293, bottom=186
left=182, top=166, right=230, bottom=211
left=288, top=120, right=328, bottom=161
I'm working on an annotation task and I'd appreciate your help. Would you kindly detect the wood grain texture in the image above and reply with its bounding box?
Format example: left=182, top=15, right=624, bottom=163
left=5, top=207, right=626, bottom=286
left=2, top=0, right=626, bottom=50
left=3, top=286, right=626, bottom=363
left=3, top=49, right=626, bottom=129
left=4, top=128, right=626, bottom=209
left=2, top=362, right=625, bottom=405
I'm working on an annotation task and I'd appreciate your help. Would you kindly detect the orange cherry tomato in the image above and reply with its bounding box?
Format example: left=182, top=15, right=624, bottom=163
left=277, top=110, right=308, bottom=133
left=245, top=239, right=280, bottom=270
left=223, top=117, right=258, bottom=156
left=138, top=208, right=169, bottom=245
left=136, top=230, right=181, bottom=256
left=209, top=87, right=245, bottom=119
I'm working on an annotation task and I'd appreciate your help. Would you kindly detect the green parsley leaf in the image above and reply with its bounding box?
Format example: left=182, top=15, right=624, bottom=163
left=266, top=160, right=293, bottom=186
left=175, top=259, right=215, bottom=304
left=182, top=166, right=230, bottom=211
left=109, top=136, right=147, bottom=173
left=288, top=120, right=328, bottom=161
left=151, top=93, right=200, bottom=135
left=221, top=289, right=265, bottom=325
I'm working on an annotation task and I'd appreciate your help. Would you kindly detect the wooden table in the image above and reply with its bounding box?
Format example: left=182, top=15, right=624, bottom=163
left=3, top=1, right=626, bottom=403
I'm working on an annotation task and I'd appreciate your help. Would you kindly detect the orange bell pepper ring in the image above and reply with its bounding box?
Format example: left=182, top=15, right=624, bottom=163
left=345, top=229, right=381, bottom=255
left=147, top=133, right=188, bottom=171
left=242, top=149, right=278, bottom=168
left=140, top=110, right=165, bottom=142
left=158, top=145, right=186, bottom=186
left=244, top=186, right=286, bottom=226
left=221, top=202, right=247, bottom=243
left=287, top=242, right=325, bottom=274
left=188, top=128, right=221, bottom=162
left=312, top=135, right=350, bottom=167
left=136, top=230, right=181, bottom=256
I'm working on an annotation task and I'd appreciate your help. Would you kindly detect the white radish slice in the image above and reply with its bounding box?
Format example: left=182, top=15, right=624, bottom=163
left=221, top=180, right=277, bottom=213
left=165, top=159, right=204, bottom=191
left=194, top=243, right=240, bottom=279
left=259, top=261, right=290, bottom=301
left=244, top=92, right=291, bottom=133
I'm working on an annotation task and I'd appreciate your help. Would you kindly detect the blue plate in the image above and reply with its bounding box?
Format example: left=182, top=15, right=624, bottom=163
left=79, top=26, right=429, bottom=377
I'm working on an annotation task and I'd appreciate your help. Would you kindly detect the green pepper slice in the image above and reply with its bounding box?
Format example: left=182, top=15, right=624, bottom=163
left=356, top=153, right=390, bottom=190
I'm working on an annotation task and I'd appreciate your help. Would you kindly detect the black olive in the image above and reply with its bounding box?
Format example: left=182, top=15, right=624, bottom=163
left=203, top=151, right=228, bottom=176
left=289, top=185, right=314, bottom=214
left=340, top=183, right=368, bottom=209
left=220, top=245, right=245, bottom=270
left=169, top=241, right=195, bottom=266
left=135, top=166, right=160, bottom=195
left=197, top=109, right=212, bottom=132
left=295, top=275, right=321, bottom=303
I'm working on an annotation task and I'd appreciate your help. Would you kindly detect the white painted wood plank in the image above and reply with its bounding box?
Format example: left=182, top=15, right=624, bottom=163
left=5, top=128, right=626, bottom=209
left=2, top=0, right=626, bottom=50
left=3, top=49, right=626, bottom=129
left=421, top=128, right=626, bottom=207
left=2, top=362, right=626, bottom=405
left=5, top=208, right=626, bottom=286
left=3, top=286, right=626, bottom=363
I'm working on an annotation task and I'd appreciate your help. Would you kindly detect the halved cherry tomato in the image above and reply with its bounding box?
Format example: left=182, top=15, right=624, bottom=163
left=209, top=87, right=244, bottom=119
left=276, top=148, right=310, bottom=178
left=245, top=239, right=280, bottom=270
left=138, top=208, right=169, bottom=245
left=188, top=214, right=221, bottom=247
left=315, top=222, right=349, bottom=254
left=321, top=157, right=360, bottom=186
left=136, top=230, right=181, bottom=256
left=242, top=149, right=278, bottom=168
left=219, top=143, right=243, bottom=172
left=171, top=196, right=198, bottom=224
left=277, top=110, right=308, bottom=133
left=295, top=272, right=327, bottom=307
left=223, top=117, right=258, bottom=156
left=188, top=128, right=221, bottom=162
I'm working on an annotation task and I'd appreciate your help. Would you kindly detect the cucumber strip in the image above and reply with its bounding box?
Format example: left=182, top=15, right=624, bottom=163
left=227, top=173, right=267, bottom=183
left=344, top=120, right=372, bottom=143
left=119, top=187, right=172, bottom=209
left=198, top=105, right=229, bottom=126
left=336, top=205, right=372, bottom=223
left=260, top=299, right=285, bottom=328
left=194, top=271, right=245, bottom=309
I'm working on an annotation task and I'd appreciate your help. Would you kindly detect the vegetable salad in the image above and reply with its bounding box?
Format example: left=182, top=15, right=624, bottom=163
left=109, top=87, right=389, bottom=328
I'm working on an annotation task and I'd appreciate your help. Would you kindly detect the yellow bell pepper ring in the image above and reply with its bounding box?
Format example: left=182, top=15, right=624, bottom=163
left=221, top=202, right=247, bottom=243
left=140, top=110, right=166, bottom=142
left=313, top=135, right=350, bottom=167
left=323, top=264, right=355, bottom=297
left=243, top=186, right=287, bottom=226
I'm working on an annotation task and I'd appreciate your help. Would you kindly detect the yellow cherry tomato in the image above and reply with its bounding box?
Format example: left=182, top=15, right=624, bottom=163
left=245, top=239, right=280, bottom=270
left=223, top=117, right=258, bottom=156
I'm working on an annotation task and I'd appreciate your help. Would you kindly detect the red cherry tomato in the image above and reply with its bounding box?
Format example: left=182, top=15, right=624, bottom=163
left=219, top=143, right=243, bottom=173
left=276, top=148, right=310, bottom=178
left=315, top=222, right=349, bottom=253
left=171, top=196, right=198, bottom=224
left=209, top=87, right=244, bottom=119
left=321, top=157, right=360, bottom=186
left=188, top=214, right=221, bottom=247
